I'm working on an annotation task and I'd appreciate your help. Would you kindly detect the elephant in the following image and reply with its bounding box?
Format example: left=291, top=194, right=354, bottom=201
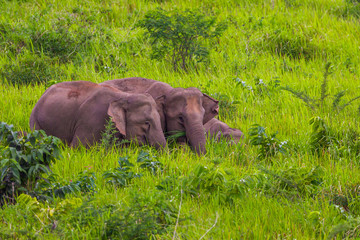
left=29, top=81, right=166, bottom=149
left=204, top=118, right=244, bottom=144
left=100, top=77, right=219, bottom=155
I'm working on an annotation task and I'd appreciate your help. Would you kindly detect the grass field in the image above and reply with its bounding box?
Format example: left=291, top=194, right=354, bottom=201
left=1, top=0, right=360, bottom=239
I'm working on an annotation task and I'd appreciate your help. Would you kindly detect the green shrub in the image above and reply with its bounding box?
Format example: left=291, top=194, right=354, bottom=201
left=0, top=122, right=62, bottom=205
left=137, top=8, right=227, bottom=71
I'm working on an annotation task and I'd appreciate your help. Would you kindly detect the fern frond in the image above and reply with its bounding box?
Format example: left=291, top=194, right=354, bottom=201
left=281, top=86, right=316, bottom=110
left=339, top=95, right=360, bottom=111
left=320, top=62, right=332, bottom=108
left=332, top=90, right=346, bottom=110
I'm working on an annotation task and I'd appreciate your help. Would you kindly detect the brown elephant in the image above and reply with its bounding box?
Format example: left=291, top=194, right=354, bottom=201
left=204, top=118, right=244, bottom=144
left=29, top=81, right=166, bottom=149
left=101, top=77, right=219, bottom=155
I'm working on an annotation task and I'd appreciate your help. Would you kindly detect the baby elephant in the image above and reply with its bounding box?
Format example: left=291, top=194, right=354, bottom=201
left=29, top=81, right=166, bottom=149
left=204, top=118, right=244, bottom=144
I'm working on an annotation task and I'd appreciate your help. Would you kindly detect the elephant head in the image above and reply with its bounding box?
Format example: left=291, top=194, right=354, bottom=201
left=107, top=93, right=166, bottom=150
left=99, top=78, right=219, bottom=154
left=157, top=87, right=215, bottom=155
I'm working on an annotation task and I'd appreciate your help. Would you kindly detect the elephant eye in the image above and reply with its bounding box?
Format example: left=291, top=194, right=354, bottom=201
left=179, top=116, right=184, bottom=122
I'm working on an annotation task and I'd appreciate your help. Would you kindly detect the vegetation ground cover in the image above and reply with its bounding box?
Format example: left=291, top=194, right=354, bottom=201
left=1, top=0, right=360, bottom=238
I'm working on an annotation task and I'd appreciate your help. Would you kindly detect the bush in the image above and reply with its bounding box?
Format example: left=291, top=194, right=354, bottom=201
left=0, top=122, right=62, bottom=205
left=137, top=8, right=227, bottom=71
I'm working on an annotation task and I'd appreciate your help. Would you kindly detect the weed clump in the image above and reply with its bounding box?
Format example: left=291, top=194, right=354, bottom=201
left=157, top=165, right=245, bottom=204
left=103, top=156, right=142, bottom=187
left=36, top=171, right=97, bottom=200
left=102, top=194, right=176, bottom=239
left=1, top=54, right=64, bottom=85
left=0, top=14, right=96, bottom=62
left=137, top=150, right=163, bottom=175
left=261, top=28, right=321, bottom=60
left=249, top=124, right=288, bottom=159
left=325, top=183, right=360, bottom=239
left=243, top=166, right=324, bottom=199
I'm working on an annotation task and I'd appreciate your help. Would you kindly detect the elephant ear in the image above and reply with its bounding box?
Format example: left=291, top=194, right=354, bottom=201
left=107, top=100, right=127, bottom=136
left=202, top=93, right=219, bottom=124
left=155, top=95, right=166, bottom=131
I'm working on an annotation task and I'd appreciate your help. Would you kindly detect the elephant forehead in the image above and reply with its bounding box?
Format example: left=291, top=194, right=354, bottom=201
left=128, top=94, right=156, bottom=107
left=185, top=96, right=202, bottom=111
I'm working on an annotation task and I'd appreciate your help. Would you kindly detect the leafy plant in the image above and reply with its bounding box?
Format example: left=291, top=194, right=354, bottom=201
left=35, top=171, right=97, bottom=200
left=0, top=122, right=62, bottom=205
left=137, top=8, right=227, bottom=71
left=282, top=62, right=360, bottom=112
left=137, top=150, right=163, bottom=175
left=249, top=124, right=288, bottom=159
left=103, top=156, right=141, bottom=187
left=165, top=131, right=186, bottom=144
left=100, top=118, right=119, bottom=150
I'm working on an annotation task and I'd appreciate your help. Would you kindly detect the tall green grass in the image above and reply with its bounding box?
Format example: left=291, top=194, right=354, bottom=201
left=1, top=0, right=360, bottom=238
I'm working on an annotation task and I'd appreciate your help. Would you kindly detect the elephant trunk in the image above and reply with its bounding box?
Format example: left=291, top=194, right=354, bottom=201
left=147, top=128, right=166, bottom=150
left=184, top=120, right=206, bottom=155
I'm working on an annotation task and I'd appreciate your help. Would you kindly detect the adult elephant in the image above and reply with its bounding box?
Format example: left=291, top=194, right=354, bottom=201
left=101, top=77, right=219, bottom=155
left=30, top=81, right=166, bottom=149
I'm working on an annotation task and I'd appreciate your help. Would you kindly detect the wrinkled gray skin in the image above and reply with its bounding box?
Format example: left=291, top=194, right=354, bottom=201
left=30, top=81, right=166, bottom=149
left=204, top=118, right=244, bottom=144
left=101, top=77, right=219, bottom=155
